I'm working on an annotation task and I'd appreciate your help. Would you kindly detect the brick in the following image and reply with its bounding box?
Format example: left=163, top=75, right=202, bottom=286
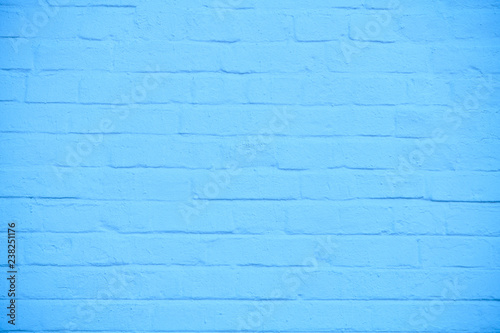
left=294, top=12, right=348, bottom=41
left=220, top=42, right=326, bottom=73
left=255, top=0, right=364, bottom=9
left=285, top=200, right=393, bottom=234
left=430, top=45, right=500, bottom=73
left=426, top=171, right=500, bottom=202
left=348, top=11, right=402, bottom=42
left=326, top=42, right=432, bottom=72
left=0, top=103, right=179, bottom=134
left=0, top=167, right=191, bottom=200
left=16, top=266, right=500, bottom=300
left=420, top=237, right=500, bottom=268
left=113, top=41, right=223, bottom=72
left=0, top=39, right=34, bottom=69
left=36, top=40, right=113, bottom=70
left=0, top=72, right=25, bottom=101
left=246, top=74, right=409, bottom=105
left=398, top=13, right=454, bottom=42
left=191, top=74, right=248, bottom=104
left=185, top=11, right=292, bottom=42
left=26, top=72, right=79, bottom=102
left=446, top=203, right=500, bottom=236
left=301, top=170, right=425, bottom=199
left=0, top=133, right=233, bottom=168
left=12, top=300, right=500, bottom=331
left=134, top=6, right=189, bottom=41
left=449, top=9, right=500, bottom=40
left=17, top=234, right=418, bottom=267
left=1, top=1, right=500, bottom=332
left=177, top=105, right=395, bottom=136
left=35, top=6, right=137, bottom=40
left=0, top=198, right=289, bottom=233
left=0, top=8, right=23, bottom=37
left=192, top=168, right=301, bottom=200
left=392, top=200, right=448, bottom=235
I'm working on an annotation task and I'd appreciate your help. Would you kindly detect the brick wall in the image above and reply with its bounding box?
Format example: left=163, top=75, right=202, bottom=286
left=1, top=0, right=499, bottom=331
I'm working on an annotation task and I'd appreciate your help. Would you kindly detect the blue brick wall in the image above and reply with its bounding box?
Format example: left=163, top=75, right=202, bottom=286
left=1, top=0, right=499, bottom=331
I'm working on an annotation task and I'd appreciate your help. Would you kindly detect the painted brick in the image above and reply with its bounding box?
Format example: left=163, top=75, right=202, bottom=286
left=426, top=172, right=500, bottom=202
left=12, top=300, right=500, bottom=331
left=16, top=266, right=500, bottom=300
left=113, top=41, right=223, bottom=72
left=348, top=12, right=402, bottom=43
left=35, top=6, right=137, bottom=40
left=1, top=1, right=499, bottom=332
left=26, top=72, right=79, bottom=102
left=17, top=234, right=418, bottom=267
left=294, top=12, right=348, bottom=41
left=0, top=8, right=23, bottom=37
left=36, top=40, right=114, bottom=70
left=0, top=103, right=179, bottom=134
left=0, top=72, right=25, bottom=101
left=420, top=237, right=500, bottom=268
left=0, top=167, right=191, bottom=200
left=0, top=39, right=34, bottom=69
left=186, top=11, right=292, bottom=42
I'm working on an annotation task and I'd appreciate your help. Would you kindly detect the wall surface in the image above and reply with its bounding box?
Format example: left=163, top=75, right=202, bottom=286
left=1, top=0, right=500, bottom=331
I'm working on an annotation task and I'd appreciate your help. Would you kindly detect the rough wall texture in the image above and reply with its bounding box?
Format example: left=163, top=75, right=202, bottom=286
left=1, top=0, right=500, bottom=331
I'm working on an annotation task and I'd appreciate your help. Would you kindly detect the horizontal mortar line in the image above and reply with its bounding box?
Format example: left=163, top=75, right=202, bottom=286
left=19, top=68, right=473, bottom=74
left=427, top=199, right=500, bottom=203
left=0, top=4, right=136, bottom=7
left=0, top=196, right=84, bottom=200
left=1, top=261, right=422, bottom=266
left=19, top=72, right=498, bottom=80
left=1, top=196, right=498, bottom=203
left=4, top=267, right=431, bottom=274
left=2, top=64, right=499, bottom=72
left=17, top=101, right=458, bottom=107
left=5, top=266, right=497, bottom=271
left=1, top=196, right=499, bottom=204
left=0, top=101, right=454, bottom=107
left=14, top=131, right=496, bottom=141
left=394, top=135, right=500, bottom=139
left=0, top=68, right=31, bottom=72
left=26, top=166, right=500, bottom=173
left=4, top=263, right=327, bottom=268
left=11, top=233, right=500, bottom=238
left=203, top=5, right=255, bottom=9
left=3, top=299, right=500, bottom=304
left=52, top=165, right=240, bottom=171
left=0, top=197, right=428, bottom=202
left=11, top=231, right=500, bottom=238
left=192, top=198, right=500, bottom=203
left=50, top=165, right=397, bottom=172
left=3, top=329, right=500, bottom=332
left=46, top=4, right=137, bottom=7
left=15, top=68, right=455, bottom=75
left=2, top=297, right=499, bottom=302
left=0, top=131, right=401, bottom=138
left=17, top=162, right=500, bottom=168
left=452, top=169, right=500, bottom=173
left=9, top=265, right=500, bottom=271
left=0, top=36, right=128, bottom=42
left=0, top=196, right=186, bottom=201
left=10, top=131, right=496, bottom=141
left=2, top=197, right=498, bottom=204
left=14, top=330, right=500, bottom=333
left=2, top=32, right=500, bottom=40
